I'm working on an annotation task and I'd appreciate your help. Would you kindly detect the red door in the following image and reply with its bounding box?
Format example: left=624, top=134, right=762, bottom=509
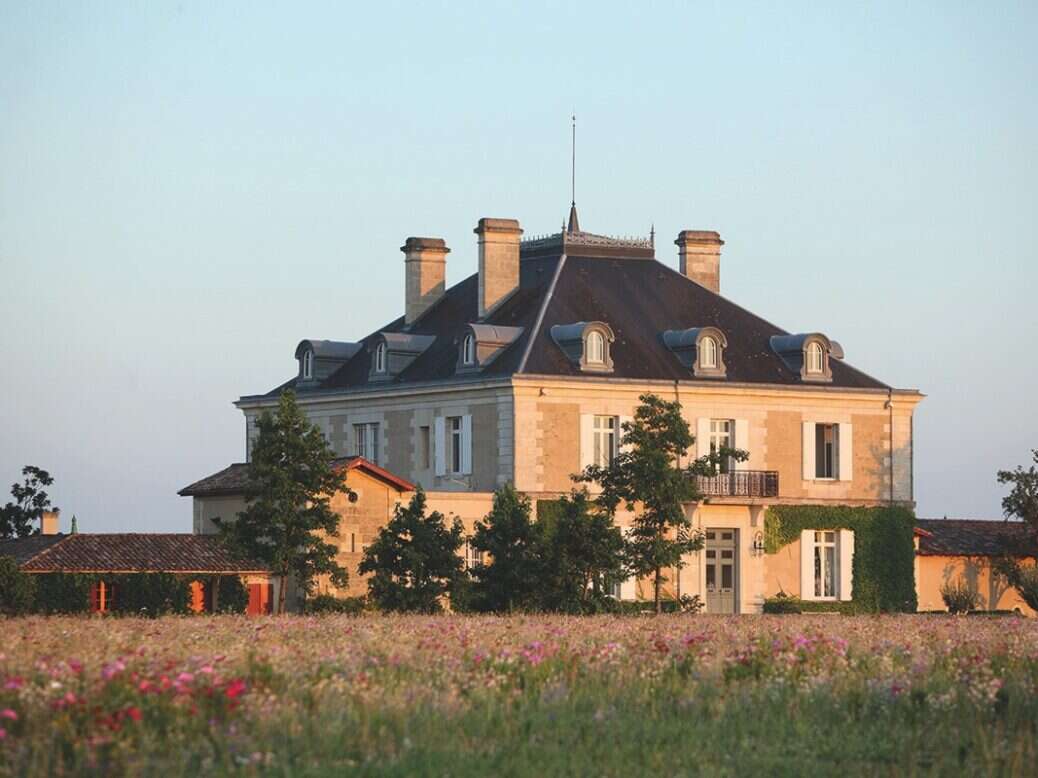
left=247, top=583, right=272, bottom=615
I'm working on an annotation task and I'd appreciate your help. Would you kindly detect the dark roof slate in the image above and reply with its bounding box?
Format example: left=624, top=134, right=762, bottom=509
left=0, top=534, right=66, bottom=565
left=916, top=519, right=1038, bottom=557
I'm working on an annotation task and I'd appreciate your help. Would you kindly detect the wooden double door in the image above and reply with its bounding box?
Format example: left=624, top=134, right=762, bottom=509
left=705, top=529, right=737, bottom=614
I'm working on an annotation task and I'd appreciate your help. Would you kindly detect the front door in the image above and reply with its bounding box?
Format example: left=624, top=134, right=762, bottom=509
left=705, top=529, right=737, bottom=614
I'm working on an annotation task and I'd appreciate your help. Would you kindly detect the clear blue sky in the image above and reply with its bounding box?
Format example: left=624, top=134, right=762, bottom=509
left=2, top=2, right=1035, bottom=532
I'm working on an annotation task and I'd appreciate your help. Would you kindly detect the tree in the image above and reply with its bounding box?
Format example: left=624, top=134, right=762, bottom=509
left=0, top=556, right=36, bottom=615
left=215, top=390, right=350, bottom=614
left=469, top=484, right=540, bottom=612
left=998, top=450, right=1038, bottom=532
left=1, top=466, right=57, bottom=539
left=360, top=488, right=465, bottom=613
left=577, top=393, right=747, bottom=613
left=532, top=489, right=625, bottom=613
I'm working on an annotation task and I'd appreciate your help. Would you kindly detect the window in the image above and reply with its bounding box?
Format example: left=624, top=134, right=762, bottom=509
left=353, top=422, right=381, bottom=465
left=465, top=541, right=483, bottom=570
left=302, top=349, right=314, bottom=379
left=592, top=415, right=617, bottom=468
left=815, top=423, right=838, bottom=479
left=448, top=416, right=463, bottom=474
left=806, top=341, right=824, bottom=374
left=462, top=334, right=475, bottom=365
left=709, top=419, right=733, bottom=473
left=585, top=330, right=605, bottom=365
left=419, top=425, right=431, bottom=469
left=700, top=336, right=718, bottom=369
left=813, top=531, right=837, bottom=599
left=374, top=342, right=387, bottom=373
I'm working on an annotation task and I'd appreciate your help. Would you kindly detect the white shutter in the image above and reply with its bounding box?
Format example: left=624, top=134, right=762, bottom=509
left=734, top=419, right=749, bottom=470
left=838, top=423, right=853, bottom=481
left=618, top=415, right=633, bottom=453
left=579, top=414, right=594, bottom=469
left=838, top=529, right=854, bottom=601
left=800, top=529, right=815, bottom=600
left=696, top=418, right=711, bottom=459
left=461, top=414, right=473, bottom=475
left=434, top=417, right=446, bottom=476
left=802, top=422, right=815, bottom=480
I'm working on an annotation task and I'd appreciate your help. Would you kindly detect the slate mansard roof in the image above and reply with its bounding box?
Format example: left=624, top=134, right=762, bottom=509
left=243, top=228, right=896, bottom=401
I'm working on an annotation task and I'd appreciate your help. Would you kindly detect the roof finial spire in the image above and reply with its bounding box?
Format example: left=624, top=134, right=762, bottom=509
left=650, top=223, right=655, bottom=247
left=567, top=113, right=580, bottom=234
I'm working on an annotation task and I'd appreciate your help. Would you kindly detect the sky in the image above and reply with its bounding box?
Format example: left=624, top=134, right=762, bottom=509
left=1, top=2, right=1036, bottom=532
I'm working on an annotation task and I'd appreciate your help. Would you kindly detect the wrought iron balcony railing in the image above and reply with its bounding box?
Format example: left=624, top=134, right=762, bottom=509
left=694, top=470, right=779, bottom=499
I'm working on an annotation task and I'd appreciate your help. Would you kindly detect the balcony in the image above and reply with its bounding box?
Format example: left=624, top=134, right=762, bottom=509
left=694, top=470, right=779, bottom=499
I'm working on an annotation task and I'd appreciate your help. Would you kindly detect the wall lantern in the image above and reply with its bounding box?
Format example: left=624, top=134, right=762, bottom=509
left=752, top=532, right=766, bottom=554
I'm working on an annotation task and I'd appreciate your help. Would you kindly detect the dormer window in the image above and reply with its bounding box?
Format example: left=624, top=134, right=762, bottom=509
left=374, top=342, right=387, bottom=373
left=302, top=349, right=314, bottom=380
left=805, top=341, right=824, bottom=375
left=550, top=322, right=615, bottom=373
left=769, top=333, right=833, bottom=383
left=661, top=327, right=727, bottom=378
left=585, top=330, right=605, bottom=365
left=294, top=340, right=361, bottom=385
left=461, top=334, right=475, bottom=366
left=700, top=336, right=718, bottom=369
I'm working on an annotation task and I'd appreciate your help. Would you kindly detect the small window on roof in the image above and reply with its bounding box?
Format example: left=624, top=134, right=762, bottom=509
left=806, top=341, right=825, bottom=374
left=462, top=333, right=475, bottom=365
left=585, top=330, right=605, bottom=365
left=374, top=342, right=387, bottom=373
left=302, top=349, right=314, bottom=380
left=700, top=336, right=718, bottom=369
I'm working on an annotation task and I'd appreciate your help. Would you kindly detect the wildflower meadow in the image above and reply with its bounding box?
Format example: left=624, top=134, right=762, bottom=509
left=2, top=614, right=1037, bottom=776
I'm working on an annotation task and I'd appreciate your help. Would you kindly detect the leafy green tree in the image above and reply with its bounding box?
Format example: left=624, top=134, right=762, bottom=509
left=0, top=556, right=36, bottom=615
left=360, top=488, right=464, bottom=613
left=216, top=390, right=350, bottom=614
left=533, top=490, right=625, bottom=613
left=995, top=450, right=1038, bottom=609
left=577, top=393, right=747, bottom=613
left=469, top=484, right=540, bottom=612
left=1, top=466, right=57, bottom=539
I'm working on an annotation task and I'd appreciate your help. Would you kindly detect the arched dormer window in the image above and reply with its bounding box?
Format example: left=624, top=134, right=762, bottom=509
left=302, top=349, right=314, bottom=380
left=462, top=333, right=475, bottom=365
left=805, top=341, right=824, bottom=375
left=550, top=321, right=615, bottom=373
left=661, top=327, right=727, bottom=378
left=374, top=342, right=387, bottom=373
left=585, top=330, right=605, bottom=365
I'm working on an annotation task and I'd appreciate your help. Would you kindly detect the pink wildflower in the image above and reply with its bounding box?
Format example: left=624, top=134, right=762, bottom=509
left=3, top=677, right=23, bottom=691
left=0, top=728, right=6, bottom=740
left=224, top=679, right=247, bottom=700
left=0, top=709, right=16, bottom=721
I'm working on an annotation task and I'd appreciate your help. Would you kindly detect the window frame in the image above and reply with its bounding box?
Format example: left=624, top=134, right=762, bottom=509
left=700, top=336, right=718, bottom=369
left=374, top=342, right=387, bottom=373
left=353, top=422, right=381, bottom=465
left=302, top=349, right=314, bottom=380
left=592, top=415, right=618, bottom=468
left=419, top=425, right=431, bottom=470
left=805, top=341, right=825, bottom=375
left=448, top=415, right=463, bottom=474
left=708, top=418, right=734, bottom=474
left=813, top=530, right=839, bottom=600
left=585, top=330, right=606, bottom=365
left=814, top=423, right=839, bottom=480
left=461, top=334, right=475, bottom=366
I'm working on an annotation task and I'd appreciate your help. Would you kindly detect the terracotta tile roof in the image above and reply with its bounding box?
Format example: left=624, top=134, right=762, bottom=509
left=915, top=519, right=1037, bottom=557
left=4, top=533, right=267, bottom=574
left=178, top=456, right=414, bottom=497
left=0, top=534, right=65, bottom=565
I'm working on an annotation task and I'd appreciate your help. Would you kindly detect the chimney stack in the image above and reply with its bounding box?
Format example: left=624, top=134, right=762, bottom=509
left=401, top=237, right=449, bottom=325
left=475, top=218, right=523, bottom=319
left=675, top=230, right=724, bottom=294
left=41, top=509, right=60, bottom=535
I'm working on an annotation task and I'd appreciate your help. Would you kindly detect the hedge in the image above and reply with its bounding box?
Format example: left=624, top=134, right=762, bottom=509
left=765, top=505, right=917, bottom=613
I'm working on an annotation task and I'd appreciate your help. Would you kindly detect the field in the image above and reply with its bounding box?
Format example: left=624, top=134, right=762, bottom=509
left=2, top=615, right=1037, bottom=776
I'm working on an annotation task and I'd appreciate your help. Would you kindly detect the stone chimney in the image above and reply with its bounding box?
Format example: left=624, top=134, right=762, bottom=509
left=41, top=509, right=60, bottom=535
left=401, top=237, right=449, bottom=325
left=675, top=230, right=724, bottom=294
left=475, top=218, right=523, bottom=319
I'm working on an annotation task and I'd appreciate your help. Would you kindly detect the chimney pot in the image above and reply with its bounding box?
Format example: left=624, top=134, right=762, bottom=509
left=41, top=508, right=60, bottom=535
left=401, top=237, right=449, bottom=325
left=474, top=218, right=523, bottom=319
left=675, top=230, right=724, bottom=293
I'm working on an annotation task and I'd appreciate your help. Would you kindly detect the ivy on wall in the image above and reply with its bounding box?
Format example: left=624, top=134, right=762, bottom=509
left=26, top=573, right=249, bottom=616
left=765, top=505, right=917, bottom=613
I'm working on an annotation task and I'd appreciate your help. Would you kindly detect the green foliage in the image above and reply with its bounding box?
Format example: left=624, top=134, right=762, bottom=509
left=107, top=573, right=191, bottom=617
left=996, top=560, right=1038, bottom=611
left=616, top=595, right=704, bottom=615
left=762, top=594, right=864, bottom=614
left=1, top=465, right=56, bottom=539
left=469, top=484, right=540, bottom=612
left=0, top=556, right=36, bottom=615
left=940, top=578, right=980, bottom=614
left=765, top=505, right=917, bottom=612
left=532, top=490, right=625, bottom=614
left=998, top=449, right=1038, bottom=531
left=762, top=592, right=803, bottom=614
left=33, top=573, right=96, bottom=614
left=212, top=575, right=249, bottom=614
left=217, top=390, right=350, bottom=614
left=304, top=594, right=369, bottom=615
left=577, top=393, right=747, bottom=612
left=360, top=488, right=465, bottom=613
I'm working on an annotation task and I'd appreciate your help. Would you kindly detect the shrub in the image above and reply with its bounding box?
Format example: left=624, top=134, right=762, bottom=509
left=940, top=578, right=980, bottom=614
left=763, top=593, right=803, bottom=614
left=0, top=556, right=36, bottom=615
left=33, top=573, right=95, bottom=614
left=305, top=594, right=368, bottom=615
left=1010, top=566, right=1038, bottom=612
left=213, top=576, right=249, bottom=614
left=108, top=573, right=191, bottom=617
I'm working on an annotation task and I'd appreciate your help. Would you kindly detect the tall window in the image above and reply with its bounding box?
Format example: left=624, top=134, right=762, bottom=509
left=302, top=349, right=314, bottom=379
left=374, top=342, right=387, bottom=373
left=464, top=541, right=483, bottom=570
left=815, top=423, right=838, bottom=479
left=448, top=416, right=463, bottom=474
left=592, top=415, right=618, bottom=468
left=353, top=422, right=381, bottom=465
left=806, top=341, right=824, bottom=374
left=462, top=334, right=475, bottom=365
left=419, top=425, right=431, bottom=469
left=709, top=419, right=734, bottom=473
left=700, top=336, right=718, bottom=369
left=813, top=531, right=837, bottom=598
left=585, top=330, right=605, bottom=365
